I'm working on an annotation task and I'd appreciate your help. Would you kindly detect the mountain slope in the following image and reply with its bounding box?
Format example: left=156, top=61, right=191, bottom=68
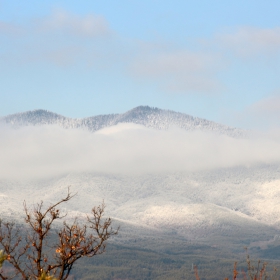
left=1, top=165, right=279, bottom=243
left=1, top=106, right=245, bottom=137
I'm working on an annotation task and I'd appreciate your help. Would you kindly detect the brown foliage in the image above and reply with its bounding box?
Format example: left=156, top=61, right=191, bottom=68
left=0, top=188, right=118, bottom=280
left=194, top=253, right=278, bottom=280
left=241, top=252, right=276, bottom=280
left=194, top=265, right=200, bottom=280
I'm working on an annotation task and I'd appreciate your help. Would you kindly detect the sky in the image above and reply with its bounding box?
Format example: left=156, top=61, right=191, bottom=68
left=1, top=0, right=280, bottom=129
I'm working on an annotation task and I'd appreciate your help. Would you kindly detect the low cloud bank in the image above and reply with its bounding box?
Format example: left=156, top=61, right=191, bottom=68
left=1, top=123, right=280, bottom=180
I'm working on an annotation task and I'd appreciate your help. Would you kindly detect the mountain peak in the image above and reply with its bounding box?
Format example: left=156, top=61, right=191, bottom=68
left=1, top=106, right=245, bottom=137
left=2, top=109, right=67, bottom=126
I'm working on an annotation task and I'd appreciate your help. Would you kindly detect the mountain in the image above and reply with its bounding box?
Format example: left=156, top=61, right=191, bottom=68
left=1, top=106, right=245, bottom=137
left=0, top=165, right=279, bottom=249
left=2, top=105, right=278, bottom=260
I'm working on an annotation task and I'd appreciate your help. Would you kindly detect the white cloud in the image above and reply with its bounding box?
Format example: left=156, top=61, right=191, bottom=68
left=0, top=10, right=226, bottom=95
left=132, top=51, right=211, bottom=75
left=242, top=92, right=280, bottom=128
left=130, top=50, right=225, bottom=93
left=223, top=92, right=280, bottom=130
left=40, top=46, right=85, bottom=67
left=0, top=10, right=114, bottom=67
left=2, top=12, right=278, bottom=98
left=1, top=123, right=280, bottom=180
left=218, top=26, right=280, bottom=57
left=251, top=94, right=280, bottom=114
left=38, top=10, right=111, bottom=38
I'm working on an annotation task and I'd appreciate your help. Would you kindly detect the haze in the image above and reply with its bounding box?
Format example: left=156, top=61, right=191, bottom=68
left=1, top=123, right=280, bottom=180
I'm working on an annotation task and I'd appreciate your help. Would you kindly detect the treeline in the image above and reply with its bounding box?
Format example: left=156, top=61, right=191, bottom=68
left=73, top=244, right=272, bottom=280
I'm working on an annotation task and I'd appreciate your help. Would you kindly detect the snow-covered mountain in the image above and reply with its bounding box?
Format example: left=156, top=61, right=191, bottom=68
left=0, top=165, right=279, bottom=247
left=1, top=106, right=279, bottom=251
left=0, top=106, right=245, bottom=137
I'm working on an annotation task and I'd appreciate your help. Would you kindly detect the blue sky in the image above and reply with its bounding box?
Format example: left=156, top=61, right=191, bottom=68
left=1, top=0, right=280, bottom=129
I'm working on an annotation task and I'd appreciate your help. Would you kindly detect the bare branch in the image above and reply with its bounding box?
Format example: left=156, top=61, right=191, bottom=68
left=0, top=188, right=117, bottom=280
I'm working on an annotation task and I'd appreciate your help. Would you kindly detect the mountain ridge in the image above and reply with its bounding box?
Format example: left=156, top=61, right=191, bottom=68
left=1, top=106, right=245, bottom=137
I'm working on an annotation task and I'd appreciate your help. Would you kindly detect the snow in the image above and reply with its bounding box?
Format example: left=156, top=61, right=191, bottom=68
left=0, top=106, right=245, bottom=137
left=0, top=165, right=280, bottom=240
left=0, top=106, right=278, bottom=242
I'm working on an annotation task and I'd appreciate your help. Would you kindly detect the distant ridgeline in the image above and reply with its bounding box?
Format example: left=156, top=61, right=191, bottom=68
left=0, top=106, right=245, bottom=137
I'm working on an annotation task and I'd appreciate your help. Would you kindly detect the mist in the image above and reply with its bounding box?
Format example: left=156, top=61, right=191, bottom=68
left=1, top=123, right=280, bottom=180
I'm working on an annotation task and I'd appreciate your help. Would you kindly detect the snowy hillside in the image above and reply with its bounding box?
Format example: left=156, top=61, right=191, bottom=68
left=1, top=106, right=279, bottom=249
left=1, top=106, right=245, bottom=137
left=1, top=165, right=280, bottom=245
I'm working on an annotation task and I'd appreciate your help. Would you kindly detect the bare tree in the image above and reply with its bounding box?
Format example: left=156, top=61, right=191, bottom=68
left=0, top=189, right=118, bottom=279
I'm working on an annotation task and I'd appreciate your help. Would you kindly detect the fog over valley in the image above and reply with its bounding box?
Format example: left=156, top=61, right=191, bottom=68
left=1, top=121, right=280, bottom=180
